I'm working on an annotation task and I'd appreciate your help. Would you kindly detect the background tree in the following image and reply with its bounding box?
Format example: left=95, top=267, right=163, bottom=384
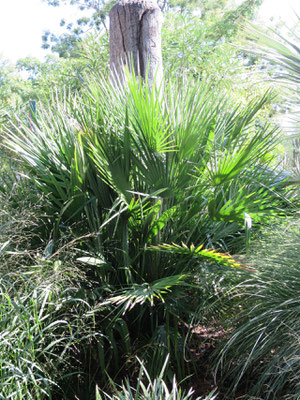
left=16, top=55, right=86, bottom=98
left=40, top=0, right=264, bottom=57
left=41, top=0, right=114, bottom=57
left=0, top=58, right=30, bottom=108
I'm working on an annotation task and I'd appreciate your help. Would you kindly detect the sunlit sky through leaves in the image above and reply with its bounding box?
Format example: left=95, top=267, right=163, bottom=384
left=0, top=0, right=299, bottom=64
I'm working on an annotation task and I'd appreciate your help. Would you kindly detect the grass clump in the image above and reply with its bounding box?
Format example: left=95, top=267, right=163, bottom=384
left=214, top=219, right=300, bottom=399
left=0, top=257, right=100, bottom=399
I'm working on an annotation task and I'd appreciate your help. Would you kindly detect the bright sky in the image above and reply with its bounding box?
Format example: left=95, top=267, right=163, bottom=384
left=258, top=0, right=300, bottom=26
left=0, top=0, right=83, bottom=63
left=0, top=0, right=299, bottom=64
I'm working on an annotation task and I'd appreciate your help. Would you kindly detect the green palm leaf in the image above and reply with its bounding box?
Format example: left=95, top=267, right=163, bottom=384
left=150, top=242, right=244, bottom=269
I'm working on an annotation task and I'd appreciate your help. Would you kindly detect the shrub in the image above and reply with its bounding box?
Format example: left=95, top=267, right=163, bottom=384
left=3, top=71, right=288, bottom=383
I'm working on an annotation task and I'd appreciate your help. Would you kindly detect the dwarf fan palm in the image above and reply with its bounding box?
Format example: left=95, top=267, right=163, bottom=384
left=3, top=71, right=287, bottom=381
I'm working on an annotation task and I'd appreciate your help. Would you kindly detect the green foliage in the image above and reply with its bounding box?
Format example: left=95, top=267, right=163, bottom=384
left=214, top=219, right=300, bottom=399
left=2, top=69, right=288, bottom=386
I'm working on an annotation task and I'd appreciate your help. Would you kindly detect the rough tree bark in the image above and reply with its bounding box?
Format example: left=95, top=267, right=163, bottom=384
left=109, top=0, right=163, bottom=88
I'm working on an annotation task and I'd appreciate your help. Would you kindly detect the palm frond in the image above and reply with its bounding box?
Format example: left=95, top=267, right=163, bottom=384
left=150, top=242, right=244, bottom=269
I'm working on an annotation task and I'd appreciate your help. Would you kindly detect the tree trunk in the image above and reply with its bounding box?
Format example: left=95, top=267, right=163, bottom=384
left=109, top=0, right=163, bottom=88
